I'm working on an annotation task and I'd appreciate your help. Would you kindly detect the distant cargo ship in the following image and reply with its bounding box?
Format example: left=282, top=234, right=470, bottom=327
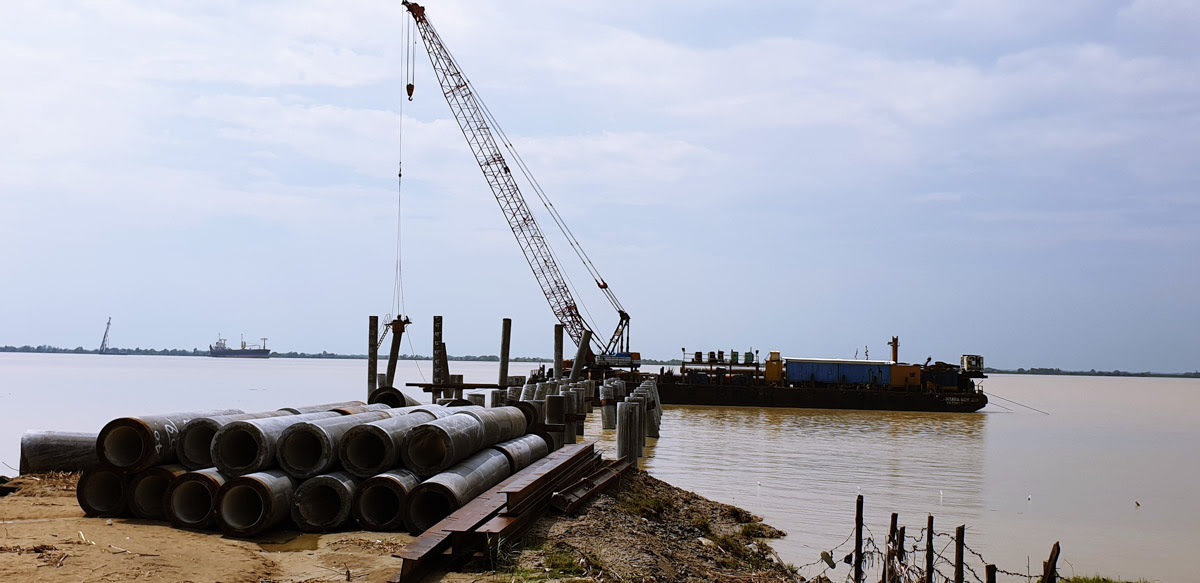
left=209, top=335, right=270, bottom=359
left=655, top=337, right=987, bottom=413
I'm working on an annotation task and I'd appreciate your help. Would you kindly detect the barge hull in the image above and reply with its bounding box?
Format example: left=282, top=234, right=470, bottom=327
left=657, top=383, right=987, bottom=413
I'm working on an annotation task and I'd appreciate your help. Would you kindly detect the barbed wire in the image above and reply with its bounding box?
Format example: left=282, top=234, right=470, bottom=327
left=796, top=519, right=1066, bottom=583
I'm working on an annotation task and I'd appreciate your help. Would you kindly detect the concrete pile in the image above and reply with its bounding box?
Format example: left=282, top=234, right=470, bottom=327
left=62, top=397, right=561, bottom=538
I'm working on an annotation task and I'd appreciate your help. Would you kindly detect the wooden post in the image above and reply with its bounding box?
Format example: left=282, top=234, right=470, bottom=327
left=954, top=524, right=965, bottom=583
left=498, top=318, right=512, bottom=389
left=986, top=564, right=997, bottom=583
left=553, top=324, right=564, bottom=380
left=925, top=515, right=934, bottom=583
left=854, top=495, right=863, bottom=583
left=1039, top=541, right=1061, bottom=583
left=386, top=317, right=408, bottom=388
left=897, top=525, right=906, bottom=565
left=885, top=512, right=898, bottom=583
left=368, top=316, right=379, bottom=398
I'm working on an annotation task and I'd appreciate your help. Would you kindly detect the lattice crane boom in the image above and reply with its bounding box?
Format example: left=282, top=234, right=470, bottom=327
left=401, top=1, right=630, bottom=357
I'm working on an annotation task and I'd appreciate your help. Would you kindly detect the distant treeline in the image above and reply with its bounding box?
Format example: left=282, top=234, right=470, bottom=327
left=0, top=345, right=549, bottom=362
left=984, top=366, right=1200, bottom=379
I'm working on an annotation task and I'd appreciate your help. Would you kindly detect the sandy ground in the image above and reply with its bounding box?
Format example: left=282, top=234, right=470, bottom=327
left=0, top=471, right=800, bottom=582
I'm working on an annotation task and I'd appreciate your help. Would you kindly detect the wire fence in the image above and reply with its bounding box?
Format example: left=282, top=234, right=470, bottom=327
left=793, top=496, right=1071, bottom=583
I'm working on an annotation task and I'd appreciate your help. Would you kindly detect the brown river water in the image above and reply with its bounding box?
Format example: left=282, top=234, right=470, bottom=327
left=1, top=354, right=1194, bottom=581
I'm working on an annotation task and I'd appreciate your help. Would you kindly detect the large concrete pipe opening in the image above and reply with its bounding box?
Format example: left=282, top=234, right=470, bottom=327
left=355, top=482, right=401, bottom=529
left=215, top=428, right=259, bottom=471
left=405, top=430, right=448, bottom=471
left=179, top=425, right=217, bottom=469
left=170, top=480, right=213, bottom=526
left=341, top=430, right=386, bottom=474
left=77, top=469, right=126, bottom=516
left=131, top=475, right=170, bottom=518
left=220, top=484, right=266, bottom=532
left=406, top=485, right=456, bottom=534
left=100, top=425, right=144, bottom=468
left=296, top=483, right=340, bottom=527
left=279, top=431, right=322, bottom=475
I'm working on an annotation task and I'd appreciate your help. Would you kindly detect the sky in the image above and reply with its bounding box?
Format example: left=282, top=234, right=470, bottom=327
left=1, top=0, right=1197, bottom=372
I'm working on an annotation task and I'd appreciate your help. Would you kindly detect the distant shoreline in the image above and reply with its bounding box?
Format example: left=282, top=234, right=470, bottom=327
left=2, top=345, right=1194, bottom=377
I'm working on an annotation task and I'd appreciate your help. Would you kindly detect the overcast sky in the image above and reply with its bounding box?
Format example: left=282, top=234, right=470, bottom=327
left=1, top=0, right=1197, bottom=372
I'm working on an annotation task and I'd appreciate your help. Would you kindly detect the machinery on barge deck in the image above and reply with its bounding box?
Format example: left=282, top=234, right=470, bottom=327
left=655, top=337, right=988, bottom=412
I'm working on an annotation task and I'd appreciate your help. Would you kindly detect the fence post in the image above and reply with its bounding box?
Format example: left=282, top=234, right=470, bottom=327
left=954, top=524, right=965, bottom=583
left=885, top=512, right=898, bottom=583
left=855, top=495, right=863, bottom=583
left=898, top=525, right=906, bottom=565
left=1039, top=541, right=1061, bottom=583
left=925, top=514, right=934, bottom=583
left=986, top=564, right=997, bottom=583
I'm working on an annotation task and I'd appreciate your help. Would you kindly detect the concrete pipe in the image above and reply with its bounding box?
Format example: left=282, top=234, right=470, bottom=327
left=353, top=469, right=421, bottom=531
left=451, top=406, right=527, bottom=446
left=276, top=411, right=395, bottom=479
left=177, top=411, right=294, bottom=471
left=490, top=434, right=549, bottom=474
left=533, top=383, right=549, bottom=400
left=291, top=471, right=359, bottom=532
left=338, top=409, right=440, bottom=478
left=572, top=389, right=586, bottom=437
left=76, top=466, right=129, bottom=517
left=600, top=385, right=616, bottom=430
left=330, top=403, right=392, bottom=415
left=405, top=448, right=512, bottom=535
left=531, top=400, right=546, bottom=427
left=20, top=431, right=99, bottom=474
left=563, top=394, right=577, bottom=445
left=545, top=395, right=565, bottom=425
left=97, top=408, right=243, bottom=473
left=512, top=400, right=538, bottom=429
left=368, top=386, right=421, bottom=408
left=400, top=414, right=485, bottom=477
left=506, top=386, right=522, bottom=404
left=164, top=468, right=227, bottom=530
left=215, top=469, right=298, bottom=537
left=278, top=401, right=365, bottom=415
left=519, top=384, right=536, bottom=401
left=211, top=411, right=341, bottom=476
left=534, top=430, right=559, bottom=452
left=616, top=401, right=637, bottom=463
left=489, top=389, right=506, bottom=408
left=466, top=393, right=485, bottom=406
left=128, top=464, right=188, bottom=520
left=439, top=398, right=473, bottom=407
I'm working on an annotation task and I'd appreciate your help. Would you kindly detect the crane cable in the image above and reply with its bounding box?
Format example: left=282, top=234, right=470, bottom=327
left=394, top=17, right=425, bottom=384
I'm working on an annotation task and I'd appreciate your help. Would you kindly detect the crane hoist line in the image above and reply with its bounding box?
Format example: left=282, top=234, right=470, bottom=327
left=400, top=1, right=631, bottom=361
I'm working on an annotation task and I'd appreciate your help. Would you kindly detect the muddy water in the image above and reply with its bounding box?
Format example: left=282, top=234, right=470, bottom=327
left=1, top=354, right=1195, bottom=580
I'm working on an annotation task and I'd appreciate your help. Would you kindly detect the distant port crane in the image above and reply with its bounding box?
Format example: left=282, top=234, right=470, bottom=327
left=400, top=1, right=631, bottom=361
left=99, top=317, right=112, bottom=354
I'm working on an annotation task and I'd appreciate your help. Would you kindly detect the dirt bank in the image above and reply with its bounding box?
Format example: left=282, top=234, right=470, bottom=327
left=0, top=471, right=802, bottom=582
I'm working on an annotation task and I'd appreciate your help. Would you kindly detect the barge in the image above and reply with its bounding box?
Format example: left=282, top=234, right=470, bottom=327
left=655, top=337, right=987, bottom=413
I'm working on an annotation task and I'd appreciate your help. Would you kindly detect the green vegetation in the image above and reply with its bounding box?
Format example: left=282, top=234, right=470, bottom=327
left=0, top=344, right=550, bottom=362
left=615, top=486, right=671, bottom=519
left=739, top=521, right=773, bottom=538
left=691, top=515, right=712, bottom=534
left=985, top=366, right=1199, bottom=378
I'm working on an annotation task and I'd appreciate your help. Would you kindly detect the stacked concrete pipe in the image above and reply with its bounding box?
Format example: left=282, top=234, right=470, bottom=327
left=211, top=411, right=343, bottom=476
left=291, top=471, right=359, bottom=532
left=76, top=466, right=129, bottom=517
left=215, top=469, right=298, bottom=537
left=163, top=468, right=227, bottom=530
left=275, top=410, right=397, bottom=478
left=97, top=408, right=243, bottom=473
left=128, top=464, right=187, bottom=520
left=177, top=411, right=294, bottom=470
left=338, top=407, right=447, bottom=478
left=404, top=448, right=512, bottom=535
left=353, top=469, right=422, bottom=531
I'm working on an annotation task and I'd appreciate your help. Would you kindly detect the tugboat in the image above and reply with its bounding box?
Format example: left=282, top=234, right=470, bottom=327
left=209, top=335, right=270, bottom=359
left=655, top=337, right=987, bottom=413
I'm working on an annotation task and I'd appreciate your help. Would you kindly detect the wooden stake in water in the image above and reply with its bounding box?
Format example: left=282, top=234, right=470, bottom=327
left=854, top=495, right=863, bottom=583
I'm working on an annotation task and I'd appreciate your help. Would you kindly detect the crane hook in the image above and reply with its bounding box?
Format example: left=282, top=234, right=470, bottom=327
left=406, top=83, right=415, bottom=101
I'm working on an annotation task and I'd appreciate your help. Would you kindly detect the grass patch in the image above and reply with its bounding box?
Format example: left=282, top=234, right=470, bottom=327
left=726, top=506, right=754, bottom=523
left=691, top=516, right=712, bottom=534
left=739, top=522, right=772, bottom=538
left=616, top=487, right=672, bottom=519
